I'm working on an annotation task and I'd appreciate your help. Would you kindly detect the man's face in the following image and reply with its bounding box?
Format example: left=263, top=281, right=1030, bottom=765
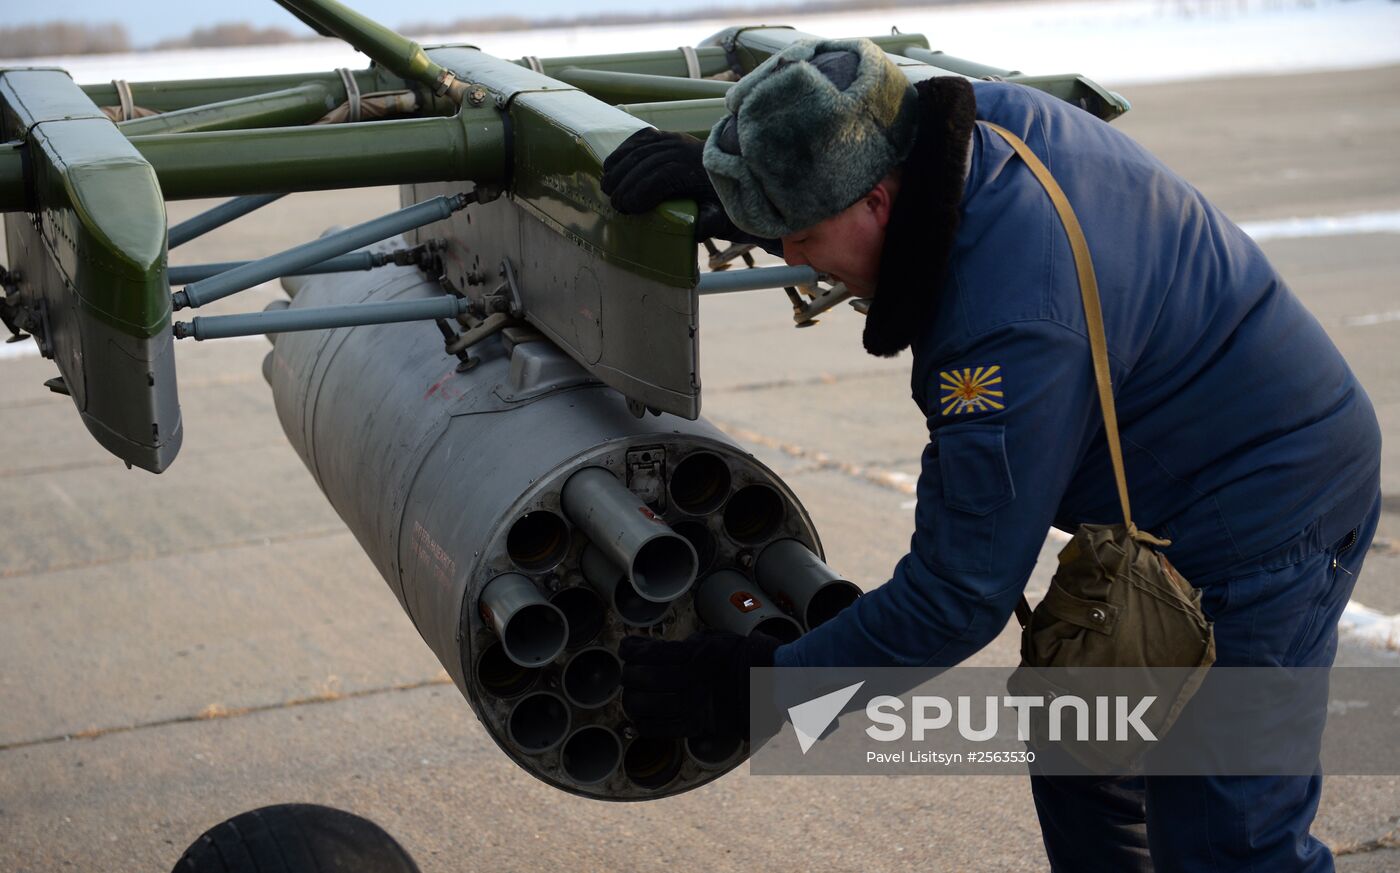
left=778, top=176, right=898, bottom=298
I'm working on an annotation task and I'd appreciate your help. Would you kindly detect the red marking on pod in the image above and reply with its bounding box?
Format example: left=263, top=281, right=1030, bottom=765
left=730, top=592, right=762, bottom=613
left=424, top=366, right=465, bottom=401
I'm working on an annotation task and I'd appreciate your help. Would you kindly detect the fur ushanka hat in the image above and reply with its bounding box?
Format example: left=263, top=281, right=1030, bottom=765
left=702, top=38, right=919, bottom=238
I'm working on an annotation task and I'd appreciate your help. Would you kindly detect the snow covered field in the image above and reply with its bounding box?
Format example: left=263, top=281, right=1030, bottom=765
left=20, top=0, right=1400, bottom=88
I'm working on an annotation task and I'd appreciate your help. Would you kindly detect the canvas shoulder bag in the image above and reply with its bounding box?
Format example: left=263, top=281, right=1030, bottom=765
left=981, top=122, right=1217, bottom=771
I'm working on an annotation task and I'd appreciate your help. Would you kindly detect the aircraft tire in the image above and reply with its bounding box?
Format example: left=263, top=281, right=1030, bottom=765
left=171, top=803, right=420, bottom=872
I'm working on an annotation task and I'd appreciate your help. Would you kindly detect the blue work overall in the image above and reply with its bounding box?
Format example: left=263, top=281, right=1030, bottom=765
left=773, top=81, right=1383, bottom=870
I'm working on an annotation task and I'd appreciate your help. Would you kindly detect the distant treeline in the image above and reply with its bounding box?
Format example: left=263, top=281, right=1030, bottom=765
left=399, top=0, right=974, bottom=37
left=151, top=24, right=300, bottom=51
left=0, top=1, right=1329, bottom=59
left=0, top=21, right=303, bottom=58
left=0, top=22, right=133, bottom=58
left=0, top=1, right=974, bottom=58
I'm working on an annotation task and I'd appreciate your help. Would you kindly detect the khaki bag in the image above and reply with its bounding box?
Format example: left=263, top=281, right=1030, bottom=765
left=983, top=123, right=1217, bottom=772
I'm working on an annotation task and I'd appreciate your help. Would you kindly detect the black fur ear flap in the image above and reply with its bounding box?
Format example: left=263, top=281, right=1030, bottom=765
left=862, top=77, right=976, bottom=357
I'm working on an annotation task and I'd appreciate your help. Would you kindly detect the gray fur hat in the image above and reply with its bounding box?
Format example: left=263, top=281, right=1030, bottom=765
left=702, top=38, right=918, bottom=238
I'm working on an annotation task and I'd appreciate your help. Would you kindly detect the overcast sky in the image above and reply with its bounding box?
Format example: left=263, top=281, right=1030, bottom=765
left=6, top=1, right=707, bottom=43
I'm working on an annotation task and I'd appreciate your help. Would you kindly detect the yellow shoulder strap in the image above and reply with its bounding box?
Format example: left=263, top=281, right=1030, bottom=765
left=980, top=121, right=1166, bottom=548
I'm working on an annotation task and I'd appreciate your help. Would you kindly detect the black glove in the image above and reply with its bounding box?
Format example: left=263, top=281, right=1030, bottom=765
left=602, top=129, right=778, bottom=248
left=620, top=630, right=781, bottom=740
left=602, top=128, right=715, bottom=215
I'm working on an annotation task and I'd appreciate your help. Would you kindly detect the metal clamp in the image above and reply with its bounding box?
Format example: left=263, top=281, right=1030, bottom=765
left=436, top=70, right=471, bottom=104
left=112, top=79, right=135, bottom=121
left=679, top=45, right=702, bottom=80
left=336, top=67, right=361, bottom=122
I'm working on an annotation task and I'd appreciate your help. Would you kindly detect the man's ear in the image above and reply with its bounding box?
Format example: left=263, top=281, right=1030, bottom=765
left=865, top=177, right=899, bottom=228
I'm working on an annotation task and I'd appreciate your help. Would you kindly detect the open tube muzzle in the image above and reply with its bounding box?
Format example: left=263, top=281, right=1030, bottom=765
left=508, top=691, right=571, bottom=754
left=561, top=726, right=623, bottom=785
left=755, top=538, right=862, bottom=631
left=479, top=573, right=569, bottom=667
left=694, top=569, right=802, bottom=643
left=563, top=466, right=699, bottom=602
left=579, top=543, right=670, bottom=627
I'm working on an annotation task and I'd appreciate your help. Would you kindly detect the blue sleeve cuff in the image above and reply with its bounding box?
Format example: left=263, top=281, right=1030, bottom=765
left=772, top=642, right=803, bottom=669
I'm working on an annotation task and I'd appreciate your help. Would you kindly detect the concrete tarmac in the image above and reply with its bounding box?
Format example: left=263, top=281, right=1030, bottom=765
left=1, top=65, right=1397, bottom=871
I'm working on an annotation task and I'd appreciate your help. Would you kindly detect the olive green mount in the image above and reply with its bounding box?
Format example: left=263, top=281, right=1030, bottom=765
left=0, top=0, right=1129, bottom=472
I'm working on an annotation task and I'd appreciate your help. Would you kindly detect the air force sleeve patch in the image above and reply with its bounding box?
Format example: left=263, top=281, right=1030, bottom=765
left=939, top=365, right=1005, bottom=416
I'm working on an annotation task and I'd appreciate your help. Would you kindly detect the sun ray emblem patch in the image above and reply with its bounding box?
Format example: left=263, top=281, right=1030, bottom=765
left=940, top=365, right=1005, bottom=416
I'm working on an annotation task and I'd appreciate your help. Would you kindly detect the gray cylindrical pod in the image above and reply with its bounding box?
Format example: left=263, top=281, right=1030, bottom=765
left=579, top=544, right=669, bottom=627
left=265, top=254, right=826, bottom=799
left=754, top=538, right=863, bottom=631
left=694, top=570, right=801, bottom=643
left=480, top=573, right=568, bottom=667
left=562, top=467, right=697, bottom=602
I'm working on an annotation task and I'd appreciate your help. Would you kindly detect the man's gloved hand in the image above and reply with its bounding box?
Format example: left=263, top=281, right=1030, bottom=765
left=602, top=128, right=767, bottom=245
left=602, top=128, right=714, bottom=214
left=620, top=630, right=781, bottom=740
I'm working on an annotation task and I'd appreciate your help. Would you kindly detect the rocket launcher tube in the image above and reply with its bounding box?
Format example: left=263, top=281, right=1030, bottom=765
left=507, top=692, right=571, bottom=753
left=561, top=647, right=622, bottom=709
left=563, top=467, right=698, bottom=603
left=561, top=726, right=623, bottom=785
left=579, top=544, right=670, bottom=627
left=754, top=538, right=862, bottom=631
left=480, top=573, right=569, bottom=668
left=694, top=570, right=802, bottom=643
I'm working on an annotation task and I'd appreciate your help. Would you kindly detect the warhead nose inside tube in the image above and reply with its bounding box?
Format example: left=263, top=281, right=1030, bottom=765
left=480, top=573, right=569, bottom=667
left=562, top=466, right=698, bottom=602
left=694, top=569, right=802, bottom=643
left=754, top=538, right=862, bottom=630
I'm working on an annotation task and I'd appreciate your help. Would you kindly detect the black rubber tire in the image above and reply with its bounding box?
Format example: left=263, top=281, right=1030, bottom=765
left=171, top=803, right=421, bottom=873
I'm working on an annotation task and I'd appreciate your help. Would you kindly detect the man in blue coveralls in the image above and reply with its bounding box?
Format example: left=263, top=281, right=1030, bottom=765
left=602, top=38, right=1382, bottom=871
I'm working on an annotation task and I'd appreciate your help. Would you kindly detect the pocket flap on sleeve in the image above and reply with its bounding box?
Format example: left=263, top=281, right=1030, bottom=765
left=937, top=425, right=1015, bottom=516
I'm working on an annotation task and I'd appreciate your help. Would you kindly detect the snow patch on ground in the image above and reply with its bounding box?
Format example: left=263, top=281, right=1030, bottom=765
left=1239, top=210, right=1400, bottom=242
left=1340, top=601, right=1400, bottom=654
